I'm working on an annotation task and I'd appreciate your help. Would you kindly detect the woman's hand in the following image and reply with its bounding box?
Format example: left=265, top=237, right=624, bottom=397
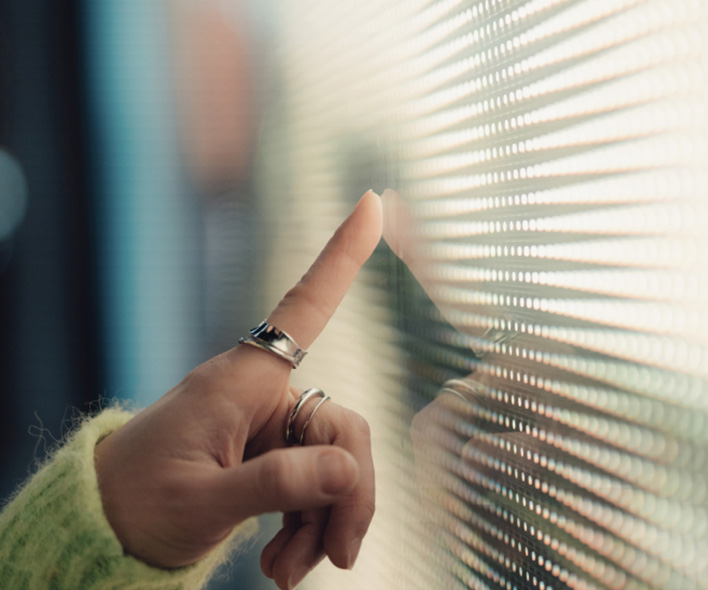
left=94, top=190, right=381, bottom=590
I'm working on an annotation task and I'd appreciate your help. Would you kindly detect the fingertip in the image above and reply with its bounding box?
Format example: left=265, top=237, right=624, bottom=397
left=381, top=188, right=402, bottom=224
left=381, top=189, right=396, bottom=245
left=270, top=526, right=327, bottom=590
left=260, top=547, right=274, bottom=579
left=380, top=187, right=399, bottom=201
left=323, top=501, right=373, bottom=569
left=347, top=537, right=362, bottom=569
left=381, top=188, right=408, bottom=259
left=361, top=187, right=381, bottom=203
left=260, top=535, right=279, bottom=578
left=362, top=188, right=381, bottom=208
left=317, top=448, right=359, bottom=495
left=354, top=188, right=383, bottom=247
left=261, top=515, right=300, bottom=579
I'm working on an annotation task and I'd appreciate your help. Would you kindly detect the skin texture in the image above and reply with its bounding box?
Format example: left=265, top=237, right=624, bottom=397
left=95, top=190, right=382, bottom=590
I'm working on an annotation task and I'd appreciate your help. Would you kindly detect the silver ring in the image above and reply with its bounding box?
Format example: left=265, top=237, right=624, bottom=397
left=298, top=395, right=330, bottom=445
left=472, top=316, right=520, bottom=358
left=285, top=388, right=331, bottom=445
left=439, top=378, right=486, bottom=404
left=239, top=320, right=307, bottom=369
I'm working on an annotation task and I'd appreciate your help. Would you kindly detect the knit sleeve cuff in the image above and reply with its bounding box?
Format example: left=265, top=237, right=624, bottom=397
left=0, top=408, right=257, bottom=590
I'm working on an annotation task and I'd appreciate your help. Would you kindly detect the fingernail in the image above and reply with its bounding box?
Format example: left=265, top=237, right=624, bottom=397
left=358, top=189, right=381, bottom=208
left=287, top=566, right=309, bottom=589
left=318, top=450, right=358, bottom=495
left=347, top=537, right=362, bottom=569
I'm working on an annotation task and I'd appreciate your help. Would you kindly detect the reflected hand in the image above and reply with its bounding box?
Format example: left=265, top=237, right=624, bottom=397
left=94, top=190, right=381, bottom=589
left=381, top=188, right=486, bottom=337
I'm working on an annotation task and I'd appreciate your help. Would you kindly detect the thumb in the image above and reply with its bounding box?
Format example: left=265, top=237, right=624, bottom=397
left=215, top=447, right=360, bottom=521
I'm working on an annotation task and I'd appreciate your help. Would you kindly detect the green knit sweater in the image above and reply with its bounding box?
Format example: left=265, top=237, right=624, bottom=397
left=0, top=409, right=256, bottom=589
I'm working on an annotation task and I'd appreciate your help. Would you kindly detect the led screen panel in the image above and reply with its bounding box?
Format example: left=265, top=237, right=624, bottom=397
left=256, top=1, right=708, bottom=588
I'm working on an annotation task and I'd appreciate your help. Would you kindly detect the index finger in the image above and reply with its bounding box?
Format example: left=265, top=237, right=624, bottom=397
left=266, top=189, right=382, bottom=350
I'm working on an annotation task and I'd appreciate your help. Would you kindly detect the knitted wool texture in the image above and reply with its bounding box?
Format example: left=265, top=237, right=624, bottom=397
left=0, top=408, right=257, bottom=589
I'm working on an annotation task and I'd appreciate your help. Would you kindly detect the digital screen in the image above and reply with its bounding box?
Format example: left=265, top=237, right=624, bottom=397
left=256, top=1, right=708, bottom=588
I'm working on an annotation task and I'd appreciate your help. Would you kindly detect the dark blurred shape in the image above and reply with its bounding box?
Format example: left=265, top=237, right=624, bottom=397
left=0, top=149, right=28, bottom=261
left=0, top=1, right=102, bottom=496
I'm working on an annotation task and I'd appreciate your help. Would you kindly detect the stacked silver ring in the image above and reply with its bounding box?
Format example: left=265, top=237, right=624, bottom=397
left=285, top=388, right=331, bottom=445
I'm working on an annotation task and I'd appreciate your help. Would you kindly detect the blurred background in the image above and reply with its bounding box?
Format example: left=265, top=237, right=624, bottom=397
left=1, top=1, right=707, bottom=589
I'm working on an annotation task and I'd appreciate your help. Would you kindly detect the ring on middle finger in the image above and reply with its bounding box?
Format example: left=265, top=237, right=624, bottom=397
left=285, top=388, right=331, bottom=445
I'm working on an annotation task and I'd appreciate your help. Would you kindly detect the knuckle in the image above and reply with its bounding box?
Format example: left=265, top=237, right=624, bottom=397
left=330, top=407, right=372, bottom=448
left=180, top=367, right=208, bottom=392
left=182, top=362, right=219, bottom=393
left=360, top=496, right=376, bottom=523
left=410, top=407, right=430, bottom=438
left=349, top=412, right=371, bottom=440
left=179, top=356, right=236, bottom=402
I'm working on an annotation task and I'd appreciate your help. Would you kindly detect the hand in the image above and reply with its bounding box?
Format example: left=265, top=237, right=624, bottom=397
left=94, top=190, right=382, bottom=589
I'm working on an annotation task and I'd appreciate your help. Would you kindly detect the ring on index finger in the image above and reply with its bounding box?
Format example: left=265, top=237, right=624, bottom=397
left=239, top=320, right=307, bottom=369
